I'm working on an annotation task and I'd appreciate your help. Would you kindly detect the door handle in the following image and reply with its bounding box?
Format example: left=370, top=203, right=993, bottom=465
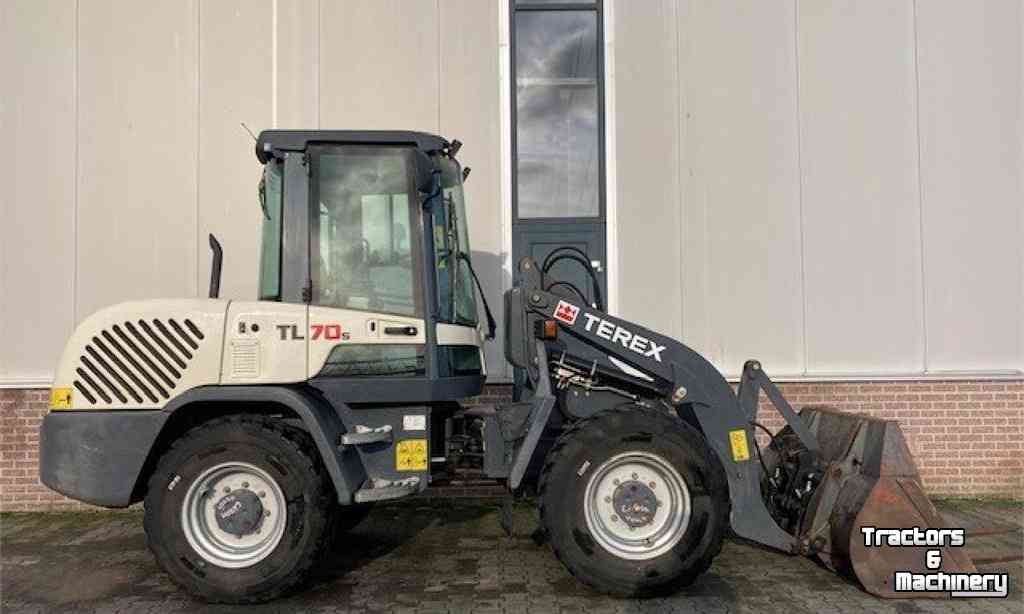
left=384, top=325, right=418, bottom=336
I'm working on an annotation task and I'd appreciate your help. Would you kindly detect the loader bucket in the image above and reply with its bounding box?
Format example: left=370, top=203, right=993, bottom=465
left=794, top=407, right=975, bottom=598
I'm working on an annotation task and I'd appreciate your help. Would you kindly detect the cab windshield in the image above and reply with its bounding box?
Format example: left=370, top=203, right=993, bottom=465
left=431, top=155, right=478, bottom=327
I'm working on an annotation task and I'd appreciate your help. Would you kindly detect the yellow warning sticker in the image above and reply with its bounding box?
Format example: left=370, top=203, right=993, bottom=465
left=396, top=439, right=428, bottom=471
left=50, top=387, right=73, bottom=410
left=729, top=429, right=750, bottom=462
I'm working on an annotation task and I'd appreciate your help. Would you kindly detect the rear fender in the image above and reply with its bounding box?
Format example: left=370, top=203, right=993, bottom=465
left=161, top=385, right=366, bottom=504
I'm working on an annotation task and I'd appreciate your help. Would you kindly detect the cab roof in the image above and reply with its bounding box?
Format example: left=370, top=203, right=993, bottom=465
left=255, top=130, right=449, bottom=163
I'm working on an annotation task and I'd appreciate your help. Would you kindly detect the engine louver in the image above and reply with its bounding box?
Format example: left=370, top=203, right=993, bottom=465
left=73, top=318, right=204, bottom=406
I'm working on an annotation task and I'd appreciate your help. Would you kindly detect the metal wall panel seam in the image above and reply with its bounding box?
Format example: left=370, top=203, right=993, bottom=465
left=604, top=0, right=618, bottom=316
left=911, top=0, right=929, bottom=373
left=666, top=0, right=683, bottom=341
left=195, top=0, right=201, bottom=300
left=436, top=0, right=441, bottom=134
left=272, top=0, right=278, bottom=128
left=675, top=0, right=689, bottom=343
left=498, top=0, right=513, bottom=380
left=74, top=0, right=80, bottom=328
left=1019, top=0, right=1024, bottom=371
left=316, top=0, right=321, bottom=129
left=793, top=0, right=808, bottom=377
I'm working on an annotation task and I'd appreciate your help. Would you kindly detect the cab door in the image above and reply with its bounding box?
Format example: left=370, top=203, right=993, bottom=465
left=305, top=144, right=427, bottom=379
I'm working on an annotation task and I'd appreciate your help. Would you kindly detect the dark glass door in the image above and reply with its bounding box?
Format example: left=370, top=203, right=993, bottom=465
left=511, top=1, right=606, bottom=306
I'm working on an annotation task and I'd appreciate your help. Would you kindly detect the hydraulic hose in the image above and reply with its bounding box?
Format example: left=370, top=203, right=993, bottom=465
left=541, top=247, right=604, bottom=311
left=545, top=280, right=589, bottom=305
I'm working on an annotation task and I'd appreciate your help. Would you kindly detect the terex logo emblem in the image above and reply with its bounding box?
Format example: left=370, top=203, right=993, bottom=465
left=582, top=313, right=666, bottom=362
left=553, top=300, right=580, bottom=325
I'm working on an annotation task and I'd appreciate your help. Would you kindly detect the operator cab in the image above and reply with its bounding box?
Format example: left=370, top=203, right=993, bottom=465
left=254, top=130, right=491, bottom=403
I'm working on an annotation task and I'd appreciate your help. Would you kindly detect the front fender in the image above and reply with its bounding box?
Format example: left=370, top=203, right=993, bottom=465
left=163, top=385, right=366, bottom=504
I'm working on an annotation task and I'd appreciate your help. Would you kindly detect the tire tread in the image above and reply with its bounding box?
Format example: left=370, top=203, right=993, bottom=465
left=143, top=414, right=334, bottom=604
left=538, top=405, right=729, bottom=597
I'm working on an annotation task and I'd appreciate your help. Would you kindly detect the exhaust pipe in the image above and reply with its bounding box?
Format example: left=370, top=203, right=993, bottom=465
left=208, top=233, right=222, bottom=299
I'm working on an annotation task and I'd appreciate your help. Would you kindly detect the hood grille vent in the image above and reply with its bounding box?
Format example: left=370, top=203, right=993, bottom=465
left=73, top=318, right=204, bottom=405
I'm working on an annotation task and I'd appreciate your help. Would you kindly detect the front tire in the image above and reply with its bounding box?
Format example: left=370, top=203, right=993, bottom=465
left=539, top=406, right=729, bottom=597
left=143, top=415, right=334, bottom=603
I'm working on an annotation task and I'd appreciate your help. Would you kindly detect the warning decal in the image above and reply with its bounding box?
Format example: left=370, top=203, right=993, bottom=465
left=396, top=439, right=428, bottom=471
left=729, top=429, right=750, bottom=462
left=50, top=387, right=73, bottom=410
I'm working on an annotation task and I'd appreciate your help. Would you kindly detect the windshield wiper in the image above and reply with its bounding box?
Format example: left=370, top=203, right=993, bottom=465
left=456, top=251, right=496, bottom=340
left=436, top=185, right=494, bottom=339
left=436, top=248, right=495, bottom=339
left=258, top=176, right=270, bottom=220
left=446, top=200, right=459, bottom=324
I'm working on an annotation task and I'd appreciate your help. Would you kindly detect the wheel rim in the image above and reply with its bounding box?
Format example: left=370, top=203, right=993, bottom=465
left=181, top=462, right=288, bottom=569
left=583, top=451, right=691, bottom=561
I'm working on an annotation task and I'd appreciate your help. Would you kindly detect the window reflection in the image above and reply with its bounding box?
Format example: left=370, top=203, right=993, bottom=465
left=515, top=10, right=600, bottom=219
left=313, top=149, right=418, bottom=317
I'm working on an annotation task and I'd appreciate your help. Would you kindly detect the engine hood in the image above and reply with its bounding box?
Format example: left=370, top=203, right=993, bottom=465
left=51, top=299, right=229, bottom=411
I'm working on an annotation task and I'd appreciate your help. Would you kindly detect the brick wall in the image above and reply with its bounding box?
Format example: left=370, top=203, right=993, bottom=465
left=1, top=380, right=1021, bottom=511
left=748, top=380, right=1023, bottom=498
left=0, top=389, right=89, bottom=511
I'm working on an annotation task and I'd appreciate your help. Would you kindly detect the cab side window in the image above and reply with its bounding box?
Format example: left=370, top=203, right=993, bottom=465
left=257, top=160, right=283, bottom=300
left=312, top=147, right=421, bottom=317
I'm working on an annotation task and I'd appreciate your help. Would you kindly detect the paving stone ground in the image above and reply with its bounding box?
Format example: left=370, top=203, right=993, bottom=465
left=1, top=499, right=1021, bottom=613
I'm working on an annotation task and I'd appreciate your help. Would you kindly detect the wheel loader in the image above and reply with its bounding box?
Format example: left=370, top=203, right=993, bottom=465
left=39, top=130, right=976, bottom=603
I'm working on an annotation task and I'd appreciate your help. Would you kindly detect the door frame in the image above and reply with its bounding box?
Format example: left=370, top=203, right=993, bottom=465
left=499, top=0, right=618, bottom=328
left=495, top=0, right=614, bottom=380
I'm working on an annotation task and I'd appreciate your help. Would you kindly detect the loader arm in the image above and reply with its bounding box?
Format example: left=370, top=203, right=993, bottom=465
left=507, top=258, right=802, bottom=553
left=507, top=256, right=985, bottom=596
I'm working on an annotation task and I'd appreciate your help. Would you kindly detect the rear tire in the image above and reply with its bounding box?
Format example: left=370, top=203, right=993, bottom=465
left=143, top=415, right=334, bottom=604
left=539, top=406, right=729, bottom=597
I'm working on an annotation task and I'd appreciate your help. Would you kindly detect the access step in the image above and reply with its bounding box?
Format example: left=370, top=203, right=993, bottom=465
left=354, top=476, right=421, bottom=503
left=340, top=424, right=393, bottom=446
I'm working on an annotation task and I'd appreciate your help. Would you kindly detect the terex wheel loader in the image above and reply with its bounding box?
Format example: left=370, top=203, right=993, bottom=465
left=40, top=130, right=974, bottom=603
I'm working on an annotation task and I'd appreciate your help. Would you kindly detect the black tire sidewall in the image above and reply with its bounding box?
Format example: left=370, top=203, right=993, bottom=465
left=542, top=410, right=727, bottom=595
left=145, top=419, right=330, bottom=601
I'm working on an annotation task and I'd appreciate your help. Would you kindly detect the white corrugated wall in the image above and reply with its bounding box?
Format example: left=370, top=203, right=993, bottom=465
left=614, top=0, right=1023, bottom=379
left=0, top=0, right=503, bottom=385
left=2, top=0, right=1021, bottom=385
